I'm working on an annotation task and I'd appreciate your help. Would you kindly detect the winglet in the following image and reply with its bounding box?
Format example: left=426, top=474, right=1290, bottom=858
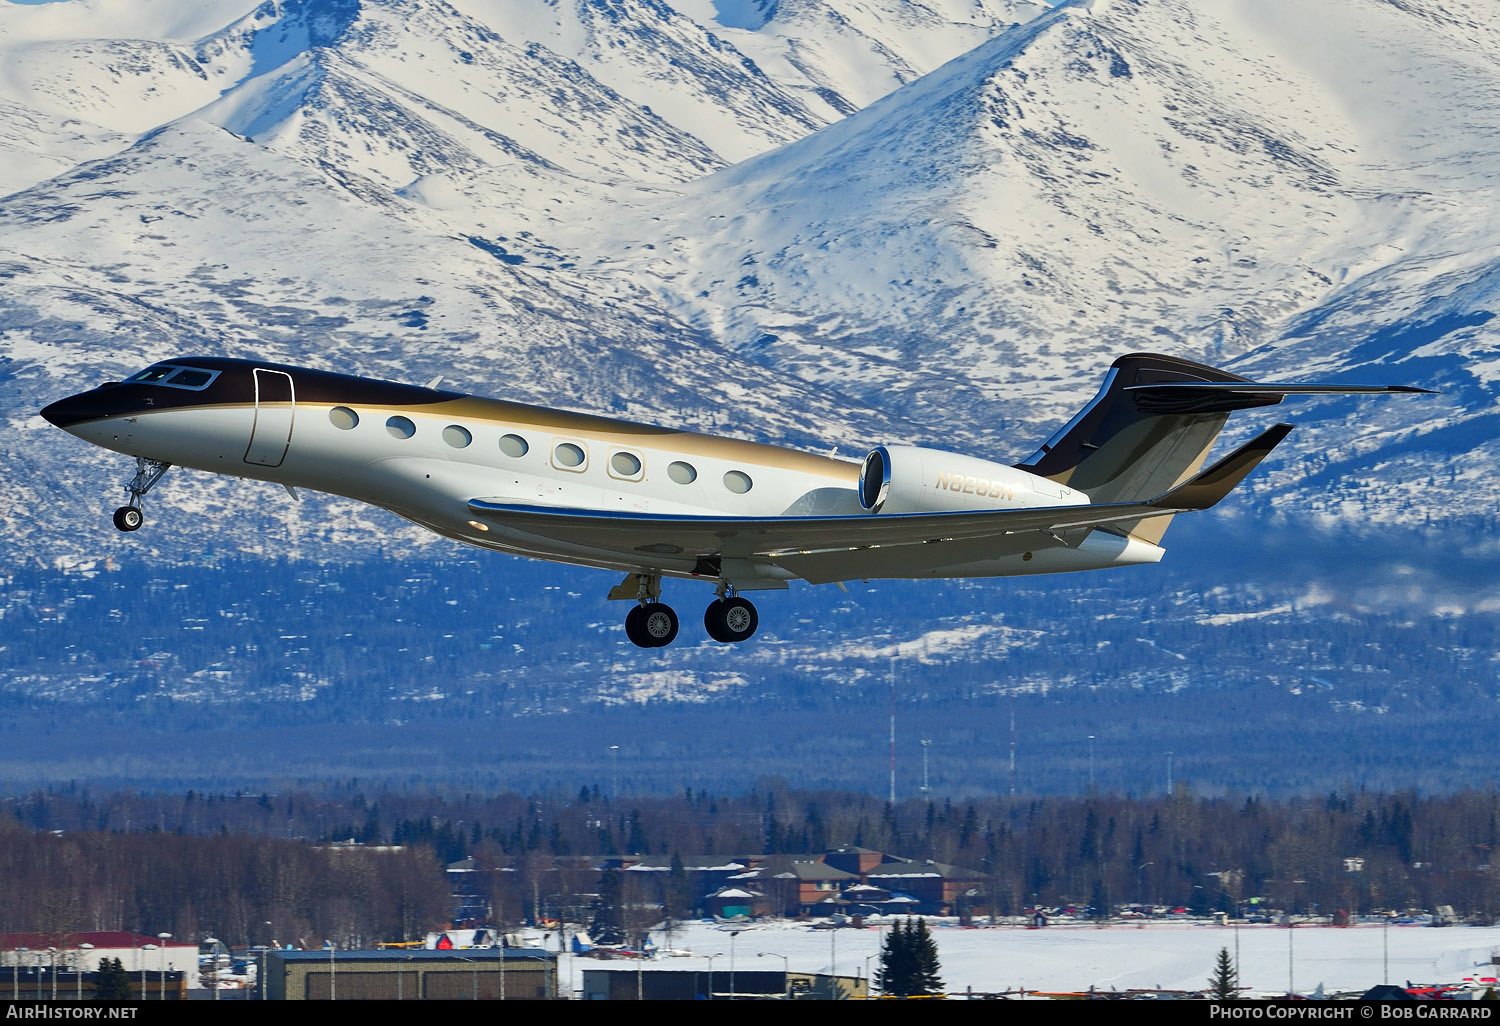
left=1148, top=423, right=1294, bottom=511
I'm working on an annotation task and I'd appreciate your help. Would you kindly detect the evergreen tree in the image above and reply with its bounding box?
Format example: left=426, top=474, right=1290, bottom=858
left=876, top=918, right=944, bottom=997
left=1208, top=946, right=1238, bottom=1000
left=909, top=918, right=944, bottom=995
left=663, top=850, right=692, bottom=928
left=590, top=868, right=626, bottom=945
left=95, top=957, right=132, bottom=1001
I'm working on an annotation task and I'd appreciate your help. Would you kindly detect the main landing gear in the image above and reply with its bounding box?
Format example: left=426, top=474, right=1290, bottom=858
left=618, top=574, right=759, bottom=648
left=112, top=457, right=171, bottom=533
left=704, top=595, right=758, bottom=644
left=625, top=602, right=680, bottom=648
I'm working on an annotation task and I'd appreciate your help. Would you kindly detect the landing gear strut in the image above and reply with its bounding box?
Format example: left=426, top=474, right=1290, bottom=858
left=113, top=457, right=170, bottom=533
left=614, top=573, right=759, bottom=646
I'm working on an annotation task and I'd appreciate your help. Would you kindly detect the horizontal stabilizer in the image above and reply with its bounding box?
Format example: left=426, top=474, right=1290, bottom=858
left=1144, top=423, right=1293, bottom=511
left=1125, top=381, right=1434, bottom=415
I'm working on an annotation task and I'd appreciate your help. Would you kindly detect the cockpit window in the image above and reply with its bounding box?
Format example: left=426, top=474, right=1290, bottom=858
left=167, top=368, right=212, bottom=388
left=126, top=364, right=221, bottom=391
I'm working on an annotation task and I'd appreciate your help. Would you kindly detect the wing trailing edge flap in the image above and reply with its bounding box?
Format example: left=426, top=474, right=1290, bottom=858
left=464, top=423, right=1293, bottom=567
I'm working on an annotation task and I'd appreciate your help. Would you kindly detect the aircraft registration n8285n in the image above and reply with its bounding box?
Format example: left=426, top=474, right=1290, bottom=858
left=41, top=352, right=1429, bottom=648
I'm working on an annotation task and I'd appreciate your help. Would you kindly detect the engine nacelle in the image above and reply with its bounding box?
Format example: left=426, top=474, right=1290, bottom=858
left=858, top=445, right=1086, bottom=514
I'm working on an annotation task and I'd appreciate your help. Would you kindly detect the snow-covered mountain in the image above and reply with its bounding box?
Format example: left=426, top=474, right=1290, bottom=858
left=2, top=0, right=1496, bottom=567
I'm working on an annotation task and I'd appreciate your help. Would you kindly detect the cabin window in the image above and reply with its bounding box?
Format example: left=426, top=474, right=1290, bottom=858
left=329, top=407, right=359, bottom=430
left=442, top=425, right=472, bottom=449
left=499, top=434, right=529, bottom=458
left=667, top=461, right=697, bottom=485
left=386, top=416, right=416, bottom=439
left=723, top=470, right=753, bottom=494
left=609, top=451, right=643, bottom=479
left=553, top=442, right=586, bottom=469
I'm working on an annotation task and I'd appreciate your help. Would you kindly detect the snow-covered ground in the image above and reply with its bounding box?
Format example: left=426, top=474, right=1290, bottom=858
left=555, top=919, right=1500, bottom=998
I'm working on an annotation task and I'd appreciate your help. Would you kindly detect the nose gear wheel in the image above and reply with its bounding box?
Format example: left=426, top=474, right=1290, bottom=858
left=113, top=457, right=171, bottom=532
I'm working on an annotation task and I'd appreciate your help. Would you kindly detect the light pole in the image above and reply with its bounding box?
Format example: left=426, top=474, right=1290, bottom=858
left=12, top=947, right=24, bottom=1000
left=759, top=952, right=789, bottom=999
left=157, top=934, right=171, bottom=1000
left=323, top=940, right=335, bottom=1001
left=1384, top=911, right=1392, bottom=984
left=1285, top=878, right=1305, bottom=998
left=203, top=936, right=219, bottom=1000
left=261, top=921, right=272, bottom=1000
left=610, top=745, right=620, bottom=799
left=251, top=947, right=268, bottom=1001
left=140, top=944, right=156, bottom=998
left=920, top=739, right=932, bottom=796
left=830, top=924, right=837, bottom=992
left=1287, top=918, right=1295, bottom=998
left=704, top=953, right=723, bottom=1000
left=76, top=943, right=92, bottom=1000
left=1196, top=883, right=1240, bottom=984
left=888, top=656, right=897, bottom=805
left=1088, top=735, right=1096, bottom=792
left=48, top=947, right=57, bottom=1001
left=729, top=930, right=741, bottom=1001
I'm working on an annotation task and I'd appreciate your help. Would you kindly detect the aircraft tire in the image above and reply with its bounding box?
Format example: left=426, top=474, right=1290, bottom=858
left=704, top=600, right=731, bottom=642
left=706, top=597, right=757, bottom=643
left=625, top=605, right=651, bottom=648
left=641, top=603, right=679, bottom=647
left=114, top=506, right=143, bottom=532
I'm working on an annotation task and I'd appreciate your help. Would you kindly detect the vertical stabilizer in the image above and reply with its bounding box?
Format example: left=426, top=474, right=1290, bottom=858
left=1015, top=353, right=1279, bottom=543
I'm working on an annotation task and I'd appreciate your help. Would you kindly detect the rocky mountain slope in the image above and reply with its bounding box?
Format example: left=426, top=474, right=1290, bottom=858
left=3, top=0, right=1499, bottom=793
left=3, top=0, right=1494, bottom=568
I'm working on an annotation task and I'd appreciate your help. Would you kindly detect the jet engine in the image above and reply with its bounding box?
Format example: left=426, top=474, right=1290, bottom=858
left=858, top=445, right=1084, bottom=515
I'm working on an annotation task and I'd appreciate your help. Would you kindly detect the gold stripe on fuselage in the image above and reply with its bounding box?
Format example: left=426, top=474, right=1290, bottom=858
left=169, top=395, right=862, bottom=481
left=315, top=396, right=863, bottom=480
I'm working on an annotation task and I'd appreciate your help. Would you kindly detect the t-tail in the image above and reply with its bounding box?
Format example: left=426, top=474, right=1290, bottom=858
left=1014, top=352, right=1432, bottom=544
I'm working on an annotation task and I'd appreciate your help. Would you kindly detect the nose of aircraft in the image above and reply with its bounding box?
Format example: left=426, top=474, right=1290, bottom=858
left=40, top=386, right=128, bottom=430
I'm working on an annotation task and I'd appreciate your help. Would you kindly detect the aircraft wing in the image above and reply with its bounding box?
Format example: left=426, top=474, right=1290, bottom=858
left=467, top=423, right=1293, bottom=577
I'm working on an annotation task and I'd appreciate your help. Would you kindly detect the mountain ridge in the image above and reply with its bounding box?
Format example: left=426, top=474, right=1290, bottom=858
left=1, top=0, right=1493, bottom=559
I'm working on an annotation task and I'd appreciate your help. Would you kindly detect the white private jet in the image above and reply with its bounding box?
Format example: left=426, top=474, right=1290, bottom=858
left=41, top=352, right=1428, bottom=647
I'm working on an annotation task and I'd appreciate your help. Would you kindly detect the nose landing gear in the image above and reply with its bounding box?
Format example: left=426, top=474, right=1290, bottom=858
left=112, top=457, right=171, bottom=532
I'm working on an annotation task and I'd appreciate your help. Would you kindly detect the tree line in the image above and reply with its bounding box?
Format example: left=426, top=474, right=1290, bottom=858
left=3, top=784, right=1500, bottom=946
left=0, top=813, right=451, bottom=949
